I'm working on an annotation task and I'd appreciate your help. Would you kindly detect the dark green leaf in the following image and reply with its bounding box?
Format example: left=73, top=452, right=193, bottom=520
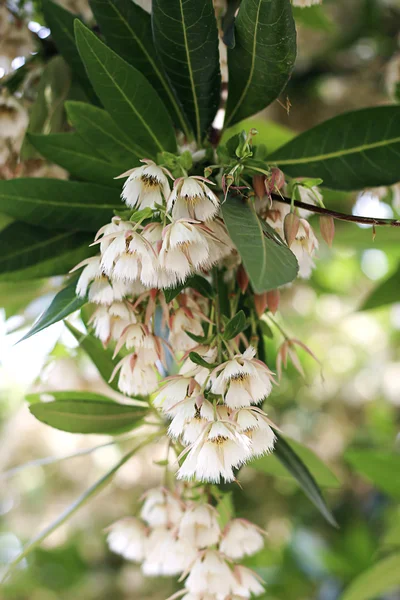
left=43, top=0, right=97, bottom=103
left=225, top=0, right=296, bottom=127
left=360, top=264, right=400, bottom=311
left=74, top=21, right=177, bottom=159
left=185, top=330, right=211, bottom=344
left=0, top=179, right=123, bottom=231
left=188, top=351, right=218, bottom=369
left=346, top=450, right=400, bottom=500
left=152, top=0, right=221, bottom=143
left=89, top=0, right=190, bottom=137
left=164, top=275, right=214, bottom=303
left=269, top=106, right=400, bottom=190
left=221, top=0, right=241, bottom=49
left=223, top=310, right=247, bottom=340
left=65, top=101, right=141, bottom=166
left=221, top=195, right=298, bottom=293
left=20, top=279, right=86, bottom=342
left=340, top=553, right=400, bottom=600
left=28, top=132, right=124, bottom=187
left=273, top=431, right=338, bottom=527
left=258, top=320, right=273, bottom=338
left=29, top=395, right=147, bottom=434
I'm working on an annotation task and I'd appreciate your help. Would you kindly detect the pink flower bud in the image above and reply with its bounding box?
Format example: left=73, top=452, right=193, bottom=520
left=264, top=168, right=285, bottom=196
left=283, top=212, right=300, bottom=247
left=319, top=215, right=335, bottom=247
left=254, top=292, right=268, bottom=317
left=266, top=289, right=280, bottom=314
left=253, top=174, right=266, bottom=199
left=237, top=265, right=249, bottom=293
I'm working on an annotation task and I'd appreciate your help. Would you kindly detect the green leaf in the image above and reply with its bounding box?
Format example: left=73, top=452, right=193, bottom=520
left=188, top=352, right=218, bottom=370
left=223, top=310, right=247, bottom=340
left=225, top=0, right=296, bottom=127
left=29, top=395, right=147, bottom=435
left=251, top=436, right=340, bottom=488
left=89, top=0, right=190, bottom=138
left=26, top=390, right=115, bottom=404
left=74, top=20, right=177, bottom=159
left=0, top=179, right=123, bottom=231
left=293, top=5, right=336, bottom=32
left=0, top=280, right=44, bottom=318
left=152, top=0, right=221, bottom=143
left=43, top=0, right=97, bottom=103
left=28, top=132, right=125, bottom=187
left=20, top=279, right=86, bottom=342
left=346, top=450, right=400, bottom=500
left=360, top=264, right=400, bottom=311
left=0, top=222, right=92, bottom=275
left=272, top=431, right=338, bottom=527
left=164, top=275, right=214, bottom=303
left=269, top=106, right=400, bottom=190
left=221, top=195, right=298, bottom=293
left=65, top=322, right=119, bottom=391
left=340, top=553, right=400, bottom=600
left=222, top=118, right=295, bottom=155
left=65, top=101, right=141, bottom=166
left=216, top=492, right=235, bottom=529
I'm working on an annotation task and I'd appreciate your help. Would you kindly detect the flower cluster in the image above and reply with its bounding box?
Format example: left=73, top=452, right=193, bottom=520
left=107, top=487, right=266, bottom=599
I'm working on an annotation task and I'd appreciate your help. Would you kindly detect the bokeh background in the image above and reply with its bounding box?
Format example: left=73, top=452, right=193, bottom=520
left=1, top=0, right=400, bottom=599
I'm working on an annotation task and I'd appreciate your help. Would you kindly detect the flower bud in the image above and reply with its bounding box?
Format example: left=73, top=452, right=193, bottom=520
left=254, top=292, right=268, bottom=317
left=252, top=174, right=266, bottom=199
left=269, top=168, right=285, bottom=192
left=237, top=265, right=249, bottom=293
left=283, top=212, right=300, bottom=247
left=319, top=215, right=335, bottom=247
left=266, top=289, right=280, bottom=314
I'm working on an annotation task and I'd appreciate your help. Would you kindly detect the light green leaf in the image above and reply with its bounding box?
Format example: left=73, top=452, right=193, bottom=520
left=0, top=179, right=123, bottom=231
left=293, top=5, right=336, bottom=32
left=222, top=118, right=295, bottom=155
left=360, top=264, right=400, bottom=311
left=346, top=450, right=400, bottom=500
left=152, top=0, right=221, bottom=143
left=74, top=20, right=177, bottom=158
left=221, top=195, right=298, bottom=293
left=29, top=394, right=148, bottom=434
left=20, top=279, right=86, bottom=342
left=0, top=280, right=45, bottom=319
left=225, top=0, right=296, bottom=127
left=340, top=553, right=400, bottom=600
left=89, top=0, right=190, bottom=137
left=269, top=106, right=400, bottom=190
left=28, top=132, right=124, bottom=187
left=65, top=101, right=141, bottom=166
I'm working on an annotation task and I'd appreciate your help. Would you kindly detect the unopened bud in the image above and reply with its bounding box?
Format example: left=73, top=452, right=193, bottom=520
left=319, top=215, right=335, bottom=247
left=269, top=168, right=285, bottom=192
left=283, top=212, right=300, bottom=247
left=237, top=265, right=249, bottom=293
left=254, top=292, right=268, bottom=317
left=266, top=289, right=280, bottom=314
left=253, top=174, right=266, bottom=199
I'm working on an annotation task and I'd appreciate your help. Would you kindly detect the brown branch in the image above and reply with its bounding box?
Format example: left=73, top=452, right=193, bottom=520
left=270, top=193, right=400, bottom=227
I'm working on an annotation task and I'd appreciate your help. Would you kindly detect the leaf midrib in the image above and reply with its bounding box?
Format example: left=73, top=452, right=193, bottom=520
left=0, top=231, right=76, bottom=265
left=178, top=0, right=201, bottom=144
left=0, top=192, right=119, bottom=210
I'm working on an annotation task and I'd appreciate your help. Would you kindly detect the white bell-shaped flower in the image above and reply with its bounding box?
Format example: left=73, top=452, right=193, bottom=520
left=90, top=301, right=137, bottom=343
left=184, top=550, right=236, bottom=597
left=290, top=219, right=319, bottom=279
left=118, top=160, right=171, bottom=210
left=142, top=527, right=196, bottom=576
left=232, top=566, right=265, bottom=598
left=169, top=307, right=205, bottom=351
left=178, top=504, right=221, bottom=548
left=140, top=488, right=184, bottom=528
left=179, top=346, right=218, bottom=386
left=168, top=398, right=214, bottom=443
left=111, top=353, right=159, bottom=396
left=167, top=176, right=220, bottom=222
left=220, top=519, right=264, bottom=560
left=106, top=517, right=147, bottom=562
left=235, top=407, right=276, bottom=457
left=153, top=376, right=195, bottom=414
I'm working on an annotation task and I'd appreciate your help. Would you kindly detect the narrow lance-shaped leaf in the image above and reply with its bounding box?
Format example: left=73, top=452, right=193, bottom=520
left=269, top=106, right=400, bottom=190
left=89, top=0, right=190, bottom=138
left=340, top=553, right=400, bottom=600
left=74, top=20, right=177, bottom=159
left=225, top=0, right=296, bottom=127
left=152, top=0, right=221, bottom=143
left=345, top=450, right=400, bottom=501
left=221, top=195, right=298, bottom=293
left=360, top=262, right=400, bottom=311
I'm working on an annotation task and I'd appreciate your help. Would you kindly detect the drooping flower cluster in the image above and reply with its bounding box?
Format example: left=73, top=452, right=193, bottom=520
left=107, top=487, right=266, bottom=599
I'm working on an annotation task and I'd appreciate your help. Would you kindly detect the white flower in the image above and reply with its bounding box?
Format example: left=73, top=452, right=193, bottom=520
left=169, top=307, right=205, bottom=351
left=167, top=177, right=220, bottom=222
left=111, top=353, right=158, bottom=396
left=232, top=566, right=265, bottom=598
left=178, top=421, right=252, bottom=483
left=106, top=517, right=147, bottom=562
left=168, top=398, right=214, bottom=443
left=184, top=550, right=236, bottom=596
left=211, top=347, right=274, bottom=409
left=235, top=407, right=276, bottom=458
left=0, top=95, right=28, bottom=140
left=90, top=301, right=137, bottom=343
left=178, top=504, right=221, bottom=548
left=179, top=346, right=218, bottom=385
left=220, top=519, right=264, bottom=560
left=95, top=217, right=133, bottom=255
left=206, top=218, right=237, bottom=261
left=142, top=528, right=196, bottom=576
left=72, top=256, right=134, bottom=304
left=290, top=220, right=318, bottom=279
left=141, top=488, right=184, bottom=528
left=153, top=376, right=195, bottom=414
left=118, top=160, right=171, bottom=210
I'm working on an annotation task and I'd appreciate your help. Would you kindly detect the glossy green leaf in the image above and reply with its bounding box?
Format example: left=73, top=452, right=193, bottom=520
left=28, top=132, right=124, bottom=187
left=221, top=195, right=298, bottom=293
left=251, top=436, right=340, bottom=488
left=0, top=222, right=92, bottom=275
left=272, top=431, right=338, bottom=527
left=269, top=106, right=400, bottom=190
left=188, top=352, right=218, bottom=370
left=65, top=101, right=141, bottom=166
left=340, top=553, right=400, bottom=600
left=89, top=0, right=190, bottom=137
left=360, top=264, right=400, bottom=311
left=223, top=310, right=247, bottom=340
left=225, top=0, right=296, bottom=127
left=43, top=0, right=97, bottom=103
left=29, top=395, right=147, bottom=434
left=152, top=0, right=221, bottom=143
left=20, top=279, right=86, bottom=342
left=346, top=450, right=400, bottom=500
left=0, top=179, right=122, bottom=231
left=74, top=21, right=177, bottom=159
